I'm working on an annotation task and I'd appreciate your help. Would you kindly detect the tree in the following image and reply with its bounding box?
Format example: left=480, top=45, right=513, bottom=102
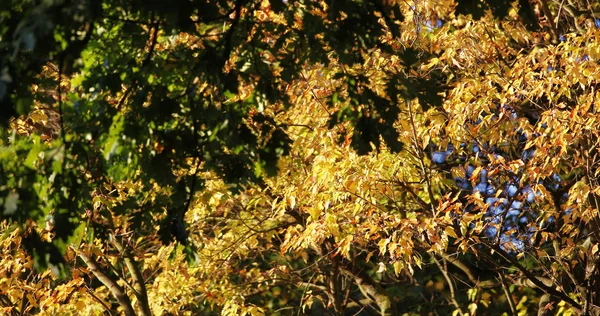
left=2, top=0, right=600, bottom=315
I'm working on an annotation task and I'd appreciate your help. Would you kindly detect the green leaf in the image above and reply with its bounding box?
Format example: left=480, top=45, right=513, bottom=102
left=24, top=144, right=43, bottom=169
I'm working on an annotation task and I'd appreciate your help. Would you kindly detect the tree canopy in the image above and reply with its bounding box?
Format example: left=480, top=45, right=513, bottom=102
left=2, top=0, right=600, bottom=315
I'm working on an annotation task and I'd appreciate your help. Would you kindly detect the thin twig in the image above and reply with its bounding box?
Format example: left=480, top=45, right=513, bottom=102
left=433, top=256, right=464, bottom=314
left=406, top=98, right=437, bottom=217
left=499, top=273, right=517, bottom=316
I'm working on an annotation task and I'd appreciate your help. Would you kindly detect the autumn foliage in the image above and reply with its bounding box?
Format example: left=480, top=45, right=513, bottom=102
left=2, top=0, right=600, bottom=315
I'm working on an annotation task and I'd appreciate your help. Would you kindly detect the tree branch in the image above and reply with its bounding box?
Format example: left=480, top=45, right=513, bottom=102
left=111, top=235, right=152, bottom=316
left=500, top=273, right=517, bottom=316
left=84, top=284, right=114, bottom=316
left=79, top=251, right=136, bottom=316
left=433, top=256, right=464, bottom=314
left=483, top=242, right=582, bottom=312
left=440, top=252, right=499, bottom=289
left=339, top=265, right=392, bottom=316
left=538, top=0, right=559, bottom=42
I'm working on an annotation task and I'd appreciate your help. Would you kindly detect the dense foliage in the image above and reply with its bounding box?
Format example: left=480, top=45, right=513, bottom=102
left=2, top=0, right=600, bottom=315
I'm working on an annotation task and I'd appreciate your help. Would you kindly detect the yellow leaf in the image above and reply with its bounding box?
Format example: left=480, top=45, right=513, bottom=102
left=308, top=206, right=321, bottom=220
left=445, top=226, right=458, bottom=239
left=378, top=238, right=390, bottom=255
left=75, top=299, right=87, bottom=311
left=393, top=261, right=404, bottom=276
left=470, top=166, right=482, bottom=182
left=516, top=252, right=524, bottom=259
left=27, top=293, right=37, bottom=308
left=468, top=303, right=478, bottom=314
left=414, top=255, right=422, bottom=269
left=337, top=235, right=353, bottom=258
left=29, top=111, right=48, bottom=124
left=377, top=262, right=387, bottom=273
